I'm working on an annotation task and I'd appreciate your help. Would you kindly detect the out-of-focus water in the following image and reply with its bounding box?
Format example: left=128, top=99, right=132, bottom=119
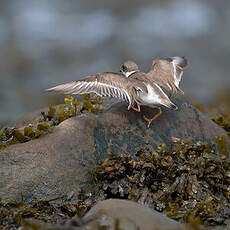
left=0, top=0, right=229, bottom=127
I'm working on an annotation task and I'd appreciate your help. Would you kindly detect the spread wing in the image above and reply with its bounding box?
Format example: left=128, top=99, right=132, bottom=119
left=46, top=72, right=140, bottom=104
left=148, top=56, right=188, bottom=95
left=170, top=56, right=188, bottom=88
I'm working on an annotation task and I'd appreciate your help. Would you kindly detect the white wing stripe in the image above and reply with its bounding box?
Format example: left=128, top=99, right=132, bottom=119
left=172, top=62, right=184, bottom=87
left=47, top=80, right=131, bottom=104
left=172, top=62, right=177, bottom=86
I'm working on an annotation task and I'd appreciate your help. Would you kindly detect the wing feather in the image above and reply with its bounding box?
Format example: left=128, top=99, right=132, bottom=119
left=46, top=72, right=134, bottom=104
left=147, top=56, right=187, bottom=95
left=171, top=57, right=187, bottom=88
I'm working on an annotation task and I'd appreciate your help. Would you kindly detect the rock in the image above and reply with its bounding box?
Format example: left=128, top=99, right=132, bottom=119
left=15, top=104, right=65, bottom=127
left=0, top=99, right=229, bottom=201
left=80, top=199, right=183, bottom=230
left=19, top=199, right=183, bottom=230
left=15, top=107, right=50, bottom=127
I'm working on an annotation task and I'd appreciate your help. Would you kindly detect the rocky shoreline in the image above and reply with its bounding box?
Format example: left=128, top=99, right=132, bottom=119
left=0, top=96, right=229, bottom=229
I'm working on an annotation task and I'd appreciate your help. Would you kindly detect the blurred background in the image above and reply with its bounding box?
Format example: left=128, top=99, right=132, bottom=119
left=0, top=0, right=230, bottom=127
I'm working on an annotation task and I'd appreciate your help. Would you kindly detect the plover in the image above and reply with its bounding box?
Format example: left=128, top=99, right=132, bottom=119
left=46, top=57, right=187, bottom=127
left=121, top=57, right=187, bottom=96
left=120, top=60, right=182, bottom=127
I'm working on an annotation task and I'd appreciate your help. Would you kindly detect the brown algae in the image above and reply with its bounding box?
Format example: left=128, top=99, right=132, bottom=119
left=77, top=139, right=230, bottom=226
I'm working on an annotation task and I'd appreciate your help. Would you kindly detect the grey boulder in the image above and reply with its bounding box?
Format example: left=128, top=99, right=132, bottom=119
left=0, top=100, right=229, bottom=201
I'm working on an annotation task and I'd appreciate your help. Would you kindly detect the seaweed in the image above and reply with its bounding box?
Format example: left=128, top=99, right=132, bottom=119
left=0, top=94, right=104, bottom=149
left=77, top=138, right=230, bottom=227
left=0, top=139, right=229, bottom=229
left=193, top=93, right=230, bottom=136
left=212, top=115, right=230, bottom=136
left=0, top=194, right=77, bottom=230
left=215, top=134, right=228, bottom=157
left=192, top=90, right=230, bottom=135
left=0, top=124, right=52, bottom=149
left=47, top=105, right=56, bottom=119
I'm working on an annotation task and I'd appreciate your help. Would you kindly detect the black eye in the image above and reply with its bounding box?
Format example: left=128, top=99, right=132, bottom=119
left=122, top=65, right=127, bottom=71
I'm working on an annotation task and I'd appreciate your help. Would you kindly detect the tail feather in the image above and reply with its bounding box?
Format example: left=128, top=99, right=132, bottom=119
left=176, top=86, right=184, bottom=95
left=171, top=56, right=188, bottom=69
left=162, top=100, right=178, bottom=110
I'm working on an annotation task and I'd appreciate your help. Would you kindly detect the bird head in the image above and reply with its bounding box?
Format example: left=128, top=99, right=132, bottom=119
left=120, top=60, right=139, bottom=77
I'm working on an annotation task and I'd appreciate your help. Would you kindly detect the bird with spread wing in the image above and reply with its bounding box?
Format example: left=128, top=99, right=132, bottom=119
left=46, top=56, right=187, bottom=127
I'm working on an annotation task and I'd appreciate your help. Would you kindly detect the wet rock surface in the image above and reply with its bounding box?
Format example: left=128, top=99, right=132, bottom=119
left=0, top=99, right=229, bottom=202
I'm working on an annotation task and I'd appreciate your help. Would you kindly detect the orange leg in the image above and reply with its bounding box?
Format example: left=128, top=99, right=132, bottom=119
left=143, top=107, right=162, bottom=128
left=131, top=104, right=141, bottom=112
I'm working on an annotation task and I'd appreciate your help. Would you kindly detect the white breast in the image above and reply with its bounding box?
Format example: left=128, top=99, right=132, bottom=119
left=122, top=71, right=136, bottom=78
left=138, top=83, right=163, bottom=105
